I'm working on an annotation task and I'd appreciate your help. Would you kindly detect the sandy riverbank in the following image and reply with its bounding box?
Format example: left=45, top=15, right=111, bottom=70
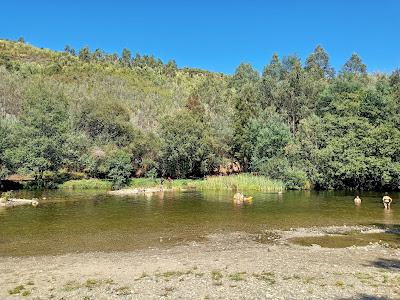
left=0, top=227, right=399, bottom=299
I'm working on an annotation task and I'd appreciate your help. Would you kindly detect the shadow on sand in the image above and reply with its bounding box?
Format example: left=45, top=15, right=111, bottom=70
left=338, top=294, right=391, bottom=300
left=369, top=258, right=400, bottom=271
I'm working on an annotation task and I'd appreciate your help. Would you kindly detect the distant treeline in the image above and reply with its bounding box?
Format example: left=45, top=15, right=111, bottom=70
left=1, top=39, right=400, bottom=190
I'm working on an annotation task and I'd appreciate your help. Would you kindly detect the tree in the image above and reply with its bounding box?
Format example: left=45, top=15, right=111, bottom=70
left=104, top=149, right=133, bottom=189
left=78, top=46, right=91, bottom=62
left=263, top=53, right=284, bottom=80
left=64, top=45, right=71, bottom=54
left=305, top=45, right=334, bottom=79
left=229, top=63, right=259, bottom=90
left=93, top=48, right=104, bottom=61
left=250, top=114, right=292, bottom=167
left=159, top=111, right=218, bottom=178
left=121, top=48, right=131, bottom=66
left=232, top=83, right=261, bottom=169
left=341, top=53, right=366, bottom=76
left=0, top=119, right=11, bottom=180
left=164, top=59, right=178, bottom=76
left=5, top=85, right=70, bottom=186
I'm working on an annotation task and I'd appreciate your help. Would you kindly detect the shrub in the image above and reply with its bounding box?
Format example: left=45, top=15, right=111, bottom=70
left=60, top=179, right=112, bottom=190
left=283, top=168, right=309, bottom=190
left=104, top=149, right=133, bottom=189
left=256, top=157, right=308, bottom=190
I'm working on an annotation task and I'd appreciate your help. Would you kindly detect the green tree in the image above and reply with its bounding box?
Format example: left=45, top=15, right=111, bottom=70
left=5, top=85, right=70, bottom=186
left=79, top=46, right=91, bottom=62
left=159, top=111, right=218, bottom=178
left=341, top=53, right=366, bottom=76
left=121, top=48, right=131, bottom=66
left=305, top=45, right=334, bottom=79
left=229, top=63, right=259, bottom=90
left=104, top=149, right=133, bottom=189
left=232, top=83, right=261, bottom=169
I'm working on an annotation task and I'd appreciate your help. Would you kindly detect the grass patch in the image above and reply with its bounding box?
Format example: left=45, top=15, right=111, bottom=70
left=382, top=274, right=389, bottom=284
left=354, top=272, right=374, bottom=283
left=253, top=271, right=276, bottom=284
left=129, top=178, right=198, bottom=190
left=134, top=272, right=149, bottom=281
left=114, top=286, right=131, bottom=296
left=303, top=276, right=316, bottom=284
left=283, top=274, right=301, bottom=280
left=196, top=174, right=284, bottom=192
left=335, top=280, right=345, bottom=287
left=22, top=290, right=31, bottom=297
left=127, top=174, right=284, bottom=192
left=8, top=285, right=25, bottom=295
left=161, top=271, right=187, bottom=278
left=229, top=272, right=247, bottom=281
left=104, top=278, right=114, bottom=284
left=63, top=280, right=81, bottom=291
left=85, top=279, right=102, bottom=288
left=60, top=179, right=112, bottom=190
left=211, top=270, right=223, bottom=281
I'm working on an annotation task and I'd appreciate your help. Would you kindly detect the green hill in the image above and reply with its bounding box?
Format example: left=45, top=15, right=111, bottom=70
left=1, top=39, right=400, bottom=190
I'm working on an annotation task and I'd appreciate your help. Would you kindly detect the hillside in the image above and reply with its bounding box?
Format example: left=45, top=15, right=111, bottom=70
left=1, top=39, right=400, bottom=190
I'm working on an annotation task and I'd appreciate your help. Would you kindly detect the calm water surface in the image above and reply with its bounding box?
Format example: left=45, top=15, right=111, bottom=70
left=0, top=190, right=399, bottom=256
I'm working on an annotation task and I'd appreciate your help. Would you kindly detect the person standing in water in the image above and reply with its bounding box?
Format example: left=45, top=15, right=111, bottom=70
left=354, top=195, right=362, bottom=205
left=382, top=192, right=393, bottom=209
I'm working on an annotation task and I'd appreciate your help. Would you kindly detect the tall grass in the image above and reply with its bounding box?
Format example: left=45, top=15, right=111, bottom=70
left=60, top=174, right=284, bottom=192
left=60, top=179, right=112, bottom=190
left=127, top=174, right=284, bottom=191
left=128, top=178, right=198, bottom=189
left=195, top=174, right=284, bottom=192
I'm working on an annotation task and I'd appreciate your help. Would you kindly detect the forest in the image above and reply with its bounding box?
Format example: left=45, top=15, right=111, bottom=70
left=1, top=38, right=400, bottom=190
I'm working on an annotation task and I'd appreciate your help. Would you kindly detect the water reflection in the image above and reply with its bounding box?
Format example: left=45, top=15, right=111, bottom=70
left=383, top=207, right=394, bottom=225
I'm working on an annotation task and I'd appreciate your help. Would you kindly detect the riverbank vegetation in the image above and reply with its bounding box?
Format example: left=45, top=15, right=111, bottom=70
left=60, top=174, right=284, bottom=192
left=1, top=39, right=400, bottom=190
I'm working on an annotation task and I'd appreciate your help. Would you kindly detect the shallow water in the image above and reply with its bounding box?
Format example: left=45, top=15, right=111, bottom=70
left=289, top=233, right=400, bottom=248
left=0, top=190, right=399, bottom=256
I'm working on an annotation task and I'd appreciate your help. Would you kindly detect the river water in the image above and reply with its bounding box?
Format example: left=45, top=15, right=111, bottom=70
left=0, top=190, right=399, bottom=256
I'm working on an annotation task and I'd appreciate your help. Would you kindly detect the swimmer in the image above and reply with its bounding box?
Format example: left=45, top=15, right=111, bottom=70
left=354, top=195, right=361, bottom=205
left=382, top=192, right=393, bottom=209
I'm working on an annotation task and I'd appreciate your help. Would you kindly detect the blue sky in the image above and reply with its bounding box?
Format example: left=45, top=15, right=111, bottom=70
left=1, top=0, right=399, bottom=74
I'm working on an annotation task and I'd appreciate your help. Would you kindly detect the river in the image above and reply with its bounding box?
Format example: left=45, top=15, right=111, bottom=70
left=0, top=189, right=399, bottom=256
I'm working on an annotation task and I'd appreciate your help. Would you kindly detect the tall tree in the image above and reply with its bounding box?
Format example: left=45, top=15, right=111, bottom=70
left=305, top=45, right=334, bottom=79
left=78, top=46, right=91, bottom=62
left=121, top=48, right=131, bottom=66
left=263, top=53, right=284, bottom=80
left=341, top=53, right=367, bottom=76
left=229, top=63, right=259, bottom=90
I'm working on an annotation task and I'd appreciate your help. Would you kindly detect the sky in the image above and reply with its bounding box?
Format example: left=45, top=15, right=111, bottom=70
left=1, top=0, right=399, bottom=74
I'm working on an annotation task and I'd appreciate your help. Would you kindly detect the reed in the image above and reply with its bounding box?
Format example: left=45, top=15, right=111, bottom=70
left=61, top=174, right=284, bottom=191
left=194, top=174, right=284, bottom=192
left=60, top=179, right=112, bottom=190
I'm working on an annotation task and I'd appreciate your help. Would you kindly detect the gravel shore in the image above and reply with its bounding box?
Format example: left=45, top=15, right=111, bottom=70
left=1, top=227, right=399, bottom=299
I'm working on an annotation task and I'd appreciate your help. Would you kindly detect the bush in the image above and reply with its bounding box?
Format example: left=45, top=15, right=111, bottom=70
left=255, top=157, right=289, bottom=180
left=1, top=191, right=13, bottom=202
left=283, top=168, right=309, bottom=190
left=256, top=157, right=308, bottom=190
left=60, top=179, right=112, bottom=190
left=104, top=149, right=133, bottom=189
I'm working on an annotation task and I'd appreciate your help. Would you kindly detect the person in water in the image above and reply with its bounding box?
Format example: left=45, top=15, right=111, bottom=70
left=382, top=192, right=393, bottom=209
left=354, top=195, right=362, bottom=205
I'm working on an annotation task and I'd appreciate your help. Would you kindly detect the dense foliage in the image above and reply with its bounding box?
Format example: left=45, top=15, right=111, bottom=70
left=1, top=39, right=399, bottom=190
